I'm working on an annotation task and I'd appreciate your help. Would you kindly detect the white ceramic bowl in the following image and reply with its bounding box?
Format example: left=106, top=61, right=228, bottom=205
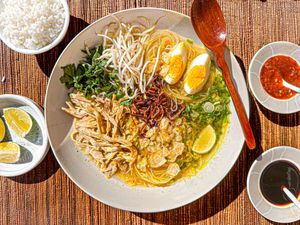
left=45, top=8, right=250, bottom=212
left=0, top=0, right=70, bottom=55
left=248, top=41, right=300, bottom=114
left=247, top=146, right=300, bottom=223
left=0, top=94, right=50, bottom=177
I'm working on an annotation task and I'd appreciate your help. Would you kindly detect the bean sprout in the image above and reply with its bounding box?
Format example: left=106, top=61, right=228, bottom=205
left=96, top=16, right=158, bottom=98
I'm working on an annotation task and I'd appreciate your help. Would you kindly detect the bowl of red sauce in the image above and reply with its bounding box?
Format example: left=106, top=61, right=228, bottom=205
left=248, top=41, right=300, bottom=114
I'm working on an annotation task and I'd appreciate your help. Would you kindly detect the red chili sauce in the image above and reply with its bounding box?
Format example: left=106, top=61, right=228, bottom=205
left=260, top=55, right=300, bottom=100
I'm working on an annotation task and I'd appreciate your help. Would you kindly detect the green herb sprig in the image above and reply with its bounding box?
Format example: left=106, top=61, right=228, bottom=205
left=60, top=45, right=124, bottom=99
left=184, top=71, right=231, bottom=134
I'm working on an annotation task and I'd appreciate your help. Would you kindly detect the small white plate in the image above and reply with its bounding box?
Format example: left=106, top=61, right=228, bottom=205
left=248, top=41, right=300, bottom=114
left=247, top=146, right=300, bottom=223
left=0, top=94, right=49, bottom=177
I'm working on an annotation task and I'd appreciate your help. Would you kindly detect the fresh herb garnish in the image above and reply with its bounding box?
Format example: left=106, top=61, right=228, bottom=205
left=120, top=99, right=132, bottom=106
left=185, top=71, right=231, bottom=133
left=186, top=38, right=194, bottom=44
left=60, top=45, right=124, bottom=99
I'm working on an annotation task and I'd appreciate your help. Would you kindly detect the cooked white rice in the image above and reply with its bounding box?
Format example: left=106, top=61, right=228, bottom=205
left=0, top=0, right=65, bottom=50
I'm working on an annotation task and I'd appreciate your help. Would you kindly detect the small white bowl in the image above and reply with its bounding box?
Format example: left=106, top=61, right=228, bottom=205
left=248, top=41, right=300, bottom=114
left=0, top=94, right=50, bottom=177
left=0, top=0, right=70, bottom=55
left=247, top=146, right=300, bottom=223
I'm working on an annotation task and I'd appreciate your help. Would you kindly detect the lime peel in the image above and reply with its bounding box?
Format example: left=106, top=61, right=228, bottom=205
left=192, top=125, right=216, bottom=154
left=3, top=108, right=32, bottom=138
left=0, top=118, right=5, bottom=142
left=0, top=142, right=21, bottom=163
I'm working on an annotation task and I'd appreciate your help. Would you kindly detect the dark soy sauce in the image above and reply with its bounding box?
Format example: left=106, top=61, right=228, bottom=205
left=260, top=160, right=300, bottom=206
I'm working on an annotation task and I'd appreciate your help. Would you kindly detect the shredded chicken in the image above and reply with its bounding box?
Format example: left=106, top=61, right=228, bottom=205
left=62, top=92, right=137, bottom=178
left=62, top=92, right=187, bottom=185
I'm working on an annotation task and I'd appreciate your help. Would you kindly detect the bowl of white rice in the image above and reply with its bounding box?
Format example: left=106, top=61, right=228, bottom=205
left=0, top=0, right=70, bottom=54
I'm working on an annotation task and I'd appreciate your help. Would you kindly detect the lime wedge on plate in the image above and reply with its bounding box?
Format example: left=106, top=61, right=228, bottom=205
left=0, top=142, right=21, bottom=163
left=0, top=118, right=5, bottom=141
left=192, top=125, right=216, bottom=154
left=3, top=108, right=32, bottom=138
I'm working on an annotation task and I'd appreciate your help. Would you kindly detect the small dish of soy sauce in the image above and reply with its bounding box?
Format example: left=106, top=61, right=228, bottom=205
left=260, top=160, right=300, bottom=207
left=247, top=146, right=300, bottom=223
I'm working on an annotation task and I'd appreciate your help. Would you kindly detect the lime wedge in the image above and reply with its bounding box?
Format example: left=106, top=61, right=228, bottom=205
left=0, top=118, right=5, bottom=142
left=192, top=125, right=216, bottom=154
left=3, top=108, right=32, bottom=138
left=0, top=142, right=21, bottom=163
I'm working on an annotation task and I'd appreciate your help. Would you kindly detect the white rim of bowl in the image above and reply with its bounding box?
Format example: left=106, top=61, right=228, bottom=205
left=0, top=0, right=70, bottom=55
left=248, top=41, right=300, bottom=114
left=247, top=146, right=300, bottom=223
left=0, top=94, right=50, bottom=177
left=45, top=7, right=250, bottom=212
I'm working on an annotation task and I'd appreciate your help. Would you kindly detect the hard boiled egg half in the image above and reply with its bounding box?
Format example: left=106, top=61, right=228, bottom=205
left=184, top=53, right=211, bottom=94
left=164, top=42, right=187, bottom=85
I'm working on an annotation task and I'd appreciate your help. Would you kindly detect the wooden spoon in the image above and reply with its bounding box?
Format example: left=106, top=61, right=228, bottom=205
left=191, top=0, right=256, bottom=149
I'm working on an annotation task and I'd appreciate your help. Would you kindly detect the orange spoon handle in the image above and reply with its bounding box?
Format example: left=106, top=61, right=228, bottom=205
left=215, top=46, right=256, bottom=150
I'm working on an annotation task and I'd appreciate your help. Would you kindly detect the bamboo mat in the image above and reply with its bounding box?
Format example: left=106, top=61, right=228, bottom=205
left=0, top=0, right=299, bottom=224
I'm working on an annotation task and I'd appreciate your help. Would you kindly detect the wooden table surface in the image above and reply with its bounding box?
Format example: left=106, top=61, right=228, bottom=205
left=0, top=0, right=299, bottom=224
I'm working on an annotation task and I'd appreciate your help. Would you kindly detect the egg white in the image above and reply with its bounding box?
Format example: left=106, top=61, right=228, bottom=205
left=164, top=42, right=187, bottom=85
left=184, top=53, right=211, bottom=94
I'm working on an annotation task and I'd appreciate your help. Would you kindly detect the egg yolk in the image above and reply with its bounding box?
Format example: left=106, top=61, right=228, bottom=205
left=185, top=65, right=206, bottom=88
left=168, top=55, right=184, bottom=79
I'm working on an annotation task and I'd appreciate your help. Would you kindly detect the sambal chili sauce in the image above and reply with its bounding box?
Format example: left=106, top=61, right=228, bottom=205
left=260, top=55, right=300, bottom=100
